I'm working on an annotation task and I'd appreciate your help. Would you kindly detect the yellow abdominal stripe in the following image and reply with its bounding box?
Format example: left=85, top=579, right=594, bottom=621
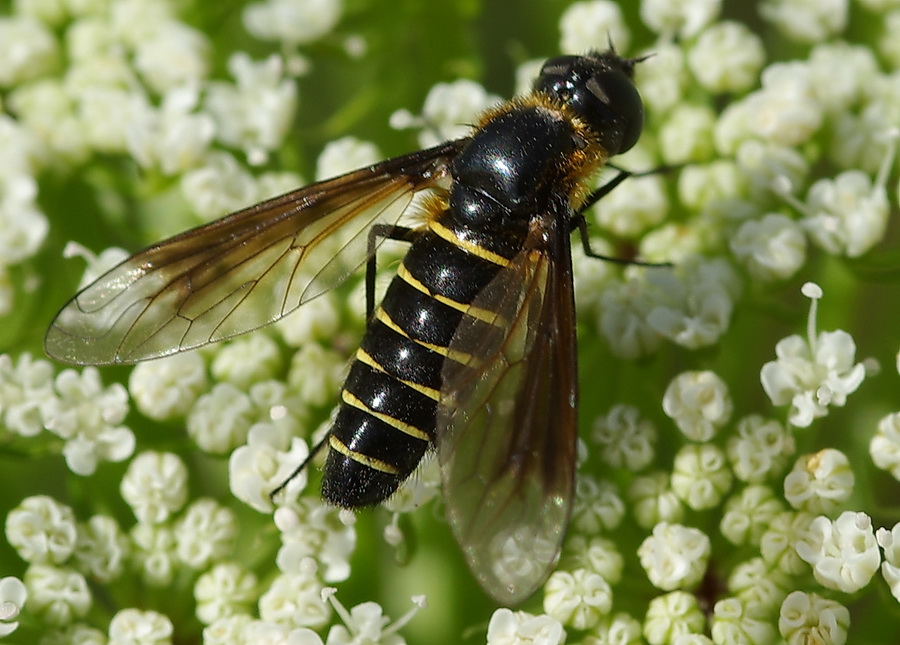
left=373, top=307, right=474, bottom=365
left=328, top=434, right=401, bottom=474
left=395, top=263, right=506, bottom=327
left=341, top=389, right=431, bottom=442
left=427, top=220, right=510, bottom=267
left=355, top=347, right=440, bottom=401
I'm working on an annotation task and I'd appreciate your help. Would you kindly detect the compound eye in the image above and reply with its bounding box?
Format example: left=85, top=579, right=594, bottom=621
left=590, top=71, right=644, bottom=154
left=538, top=56, right=579, bottom=77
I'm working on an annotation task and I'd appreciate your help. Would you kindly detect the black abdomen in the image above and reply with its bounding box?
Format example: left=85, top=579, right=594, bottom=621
left=322, top=227, right=510, bottom=507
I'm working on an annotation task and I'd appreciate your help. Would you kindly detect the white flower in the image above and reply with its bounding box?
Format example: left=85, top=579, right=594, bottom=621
left=829, top=101, right=898, bottom=177
left=658, top=103, right=716, bottom=166
left=24, top=564, right=91, bottom=627
left=778, top=591, right=850, bottom=645
left=639, top=0, right=720, bottom=38
left=564, top=536, right=624, bottom=585
left=559, top=1, right=630, bottom=54
left=315, top=136, right=381, bottom=181
left=109, top=0, right=175, bottom=48
left=204, top=53, right=297, bottom=164
left=663, top=370, right=733, bottom=441
left=259, top=566, right=330, bottom=630
left=126, top=85, right=215, bottom=176
left=597, top=272, right=664, bottom=360
left=230, top=423, right=310, bottom=513
left=710, top=597, right=776, bottom=645
left=720, top=485, right=785, bottom=547
left=592, top=404, right=656, bottom=471
left=760, top=283, right=866, bottom=427
left=675, top=160, right=746, bottom=214
left=129, top=352, right=208, bottom=421
left=0, top=576, right=27, bottom=637
left=0, top=353, right=55, bottom=438
left=0, top=16, right=59, bottom=88
left=760, top=0, right=849, bottom=42
left=783, top=449, right=854, bottom=514
left=730, top=213, right=807, bottom=282
left=211, top=334, right=283, bottom=389
left=194, top=562, right=258, bottom=625
left=241, top=619, right=326, bottom=645
left=644, top=258, right=740, bottom=350
left=634, top=42, right=687, bottom=114
left=57, top=622, right=108, bottom=644
left=174, top=499, right=238, bottom=569
left=324, top=589, right=425, bottom=645
left=180, top=150, right=257, bottom=220
left=735, top=142, right=810, bottom=205
left=187, top=382, right=255, bottom=454
left=727, top=557, right=791, bottom=611
left=587, top=612, right=643, bottom=645
left=800, top=170, right=890, bottom=258
left=5, top=495, right=77, bottom=565
left=643, top=592, right=705, bottom=645
left=277, top=290, right=342, bottom=347
left=77, top=87, right=150, bottom=155
left=807, top=42, right=879, bottom=113
left=133, top=21, right=210, bottom=93
left=276, top=498, right=357, bottom=583
left=203, top=614, right=254, bottom=645
left=415, top=80, right=501, bottom=148
left=746, top=62, right=824, bottom=147
left=593, top=172, right=668, bottom=237
left=638, top=523, right=710, bottom=591
left=671, top=444, right=733, bottom=510
left=571, top=476, right=625, bottom=534
left=130, top=522, right=177, bottom=587
left=73, top=515, right=129, bottom=582
left=40, top=367, right=133, bottom=476
left=0, top=173, right=48, bottom=266
left=108, top=608, right=173, bottom=645
left=243, top=0, right=343, bottom=46
left=287, top=343, right=347, bottom=407
left=687, top=21, right=765, bottom=93
left=120, top=451, right=189, bottom=524
left=628, top=472, right=685, bottom=529
left=486, top=607, right=565, bottom=645
left=876, top=523, right=900, bottom=602
left=795, top=511, right=881, bottom=593
left=726, top=415, right=795, bottom=484
left=760, top=511, right=813, bottom=576
left=870, top=411, right=900, bottom=479
left=543, top=568, right=612, bottom=630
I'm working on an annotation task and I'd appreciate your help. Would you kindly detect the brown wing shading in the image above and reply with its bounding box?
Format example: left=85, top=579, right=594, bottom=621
left=436, top=204, right=579, bottom=605
left=45, top=140, right=467, bottom=365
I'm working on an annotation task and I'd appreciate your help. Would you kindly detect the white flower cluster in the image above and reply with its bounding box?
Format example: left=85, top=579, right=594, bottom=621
left=0, top=353, right=133, bottom=475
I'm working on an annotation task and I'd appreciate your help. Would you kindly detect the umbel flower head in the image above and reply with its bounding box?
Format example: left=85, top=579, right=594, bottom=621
left=1, top=0, right=900, bottom=644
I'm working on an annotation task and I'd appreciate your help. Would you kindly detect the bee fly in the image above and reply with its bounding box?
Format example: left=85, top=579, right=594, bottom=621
left=45, top=47, right=646, bottom=605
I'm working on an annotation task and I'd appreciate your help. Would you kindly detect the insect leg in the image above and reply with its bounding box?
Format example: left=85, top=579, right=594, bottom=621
left=579, top=164, right=677, bottom=213
left=269, top=433, right=331, bottom=500
left=575, top=165, right=676, bottom=267
left=366, top=224, right=420, bottom=319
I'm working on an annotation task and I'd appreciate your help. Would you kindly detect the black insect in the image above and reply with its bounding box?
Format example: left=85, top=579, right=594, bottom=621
left=45, top=48, right=645, bottom=605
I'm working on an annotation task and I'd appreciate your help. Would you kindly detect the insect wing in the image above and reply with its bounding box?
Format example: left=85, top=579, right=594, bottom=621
left=436, top=211, right=578, bottom=605
left=45, top=141, right=466, bottom=365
